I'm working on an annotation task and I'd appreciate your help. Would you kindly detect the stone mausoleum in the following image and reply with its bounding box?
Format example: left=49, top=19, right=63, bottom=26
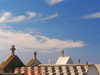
left=0, top=45, right=99, bottom=75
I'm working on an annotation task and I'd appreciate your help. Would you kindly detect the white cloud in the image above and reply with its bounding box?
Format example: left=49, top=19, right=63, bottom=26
left=0, top=29, right=86, bottom=53
left=45, top=0, right=63, bottom=6
left=29, top=13, right=58, bottom=21
left=26, top=11, right=37, bottom=19
left=0, top=25, right=12, bottom=29
left=0, top=12, right=11, bottom=23
left=0, top=11, right=36, bottom=23
left=81, top=12, right=100, bottom=19
left=8, top=16, right=26, bottom=22
left=0, top=11, right=58, bottom=23
left=22, top=28, right=41, bottom=34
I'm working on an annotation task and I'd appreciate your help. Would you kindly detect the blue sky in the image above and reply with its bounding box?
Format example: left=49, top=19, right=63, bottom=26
left=0, top=0, right=100, bottom=64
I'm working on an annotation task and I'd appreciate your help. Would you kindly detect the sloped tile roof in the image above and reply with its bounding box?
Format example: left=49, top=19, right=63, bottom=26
left=0, top=55, right=24, bottom=73
left=25, top=59, right=41, bottom=66
left=0, top=55, right=16, bottom=69
left=56, top=56, right=74, bottom=64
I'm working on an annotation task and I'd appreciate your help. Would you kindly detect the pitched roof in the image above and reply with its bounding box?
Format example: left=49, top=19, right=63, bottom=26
left=26, top=59, right=41, bottom=66
left=0, top=55, right=16, bottom=69
left=0, top=55, right=25, bottom=72
left=26, top=59, right=36, bottom=66
left=56, top=56, right=74, bottom=64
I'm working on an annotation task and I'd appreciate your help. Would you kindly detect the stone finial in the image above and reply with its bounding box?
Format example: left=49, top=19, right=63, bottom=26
left=78, top=59, right=80, bottom=64
left=27, top=59, right=29, bottom=63
left=48, top=59, right=51, bottom=64
left=62, top=50, right=64, bottom=57
left=34, top=51, right=37, bottom=59
left=10, top=45, right=16, bottom=56
left=86, top=61, right=88, bottom=65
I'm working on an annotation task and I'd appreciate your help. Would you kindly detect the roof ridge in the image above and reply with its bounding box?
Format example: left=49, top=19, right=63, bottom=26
left=0, top=55, right=16, bottom=68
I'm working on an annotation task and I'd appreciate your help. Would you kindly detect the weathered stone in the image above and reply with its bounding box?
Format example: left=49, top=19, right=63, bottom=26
left=0, top=55, right=24, bottom=73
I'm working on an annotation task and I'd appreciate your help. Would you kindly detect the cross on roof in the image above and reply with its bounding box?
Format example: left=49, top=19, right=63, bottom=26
left=62, top=50, right=64, bottom=57
left=10, top=45, right=16, bottom=56
left=34, top=51, right=37, bottom=59
left=48, top=59, right=51, bottom=64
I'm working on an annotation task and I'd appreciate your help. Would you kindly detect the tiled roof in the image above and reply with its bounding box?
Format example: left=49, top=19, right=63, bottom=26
left=26, top=59, right=36, bottom=66
left=0, top=55, right=25, bottom=73
left=56, top=56, right=74, bottom=64
left=0, top=55, right=16, bottom=69
left=13, top=64, right=94, bottom=75
left=25, top=59, right=41, bottom=66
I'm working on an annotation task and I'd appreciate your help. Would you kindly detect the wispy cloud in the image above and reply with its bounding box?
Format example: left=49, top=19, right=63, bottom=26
left=45, top=0, right=63, bottom=6
left=26, top=11, right=37, bottom=19
left=0, top=29, right=86, bottom=53
left=81, top=12, right=100, bottom=19
left=22, top=28, right=41, bottom=34
left=0, top=25, right=12, bottom=29
left=29, top=13, right=58, bottom=22
left=0, top=11, right=58, bottom=23
left=0, top=11, right=37, bottom=23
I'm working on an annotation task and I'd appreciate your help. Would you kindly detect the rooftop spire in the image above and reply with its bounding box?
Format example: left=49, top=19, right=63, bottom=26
left=62, top=50, right=64, bottom=57
left=78, top=59, right=80, bottom=64
left=27, top=59, right=29, bottom=63
left=86, top=61, right=88, bottom=65
left=48, top=59, right=51, bottom=64
left=34, top=51, right=37, bottom=59
left=10, top=45, right=16, bottom=56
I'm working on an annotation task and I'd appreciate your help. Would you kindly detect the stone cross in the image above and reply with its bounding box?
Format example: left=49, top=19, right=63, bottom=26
left=78, top=59, right=80, bottom=64
left=10, top=45, right=16, bottom=56
left=48, top=59, right=51, bottom=64
left=62, top=50, right=64, bottom=57
left=34, top=51, right=37, bottom=59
